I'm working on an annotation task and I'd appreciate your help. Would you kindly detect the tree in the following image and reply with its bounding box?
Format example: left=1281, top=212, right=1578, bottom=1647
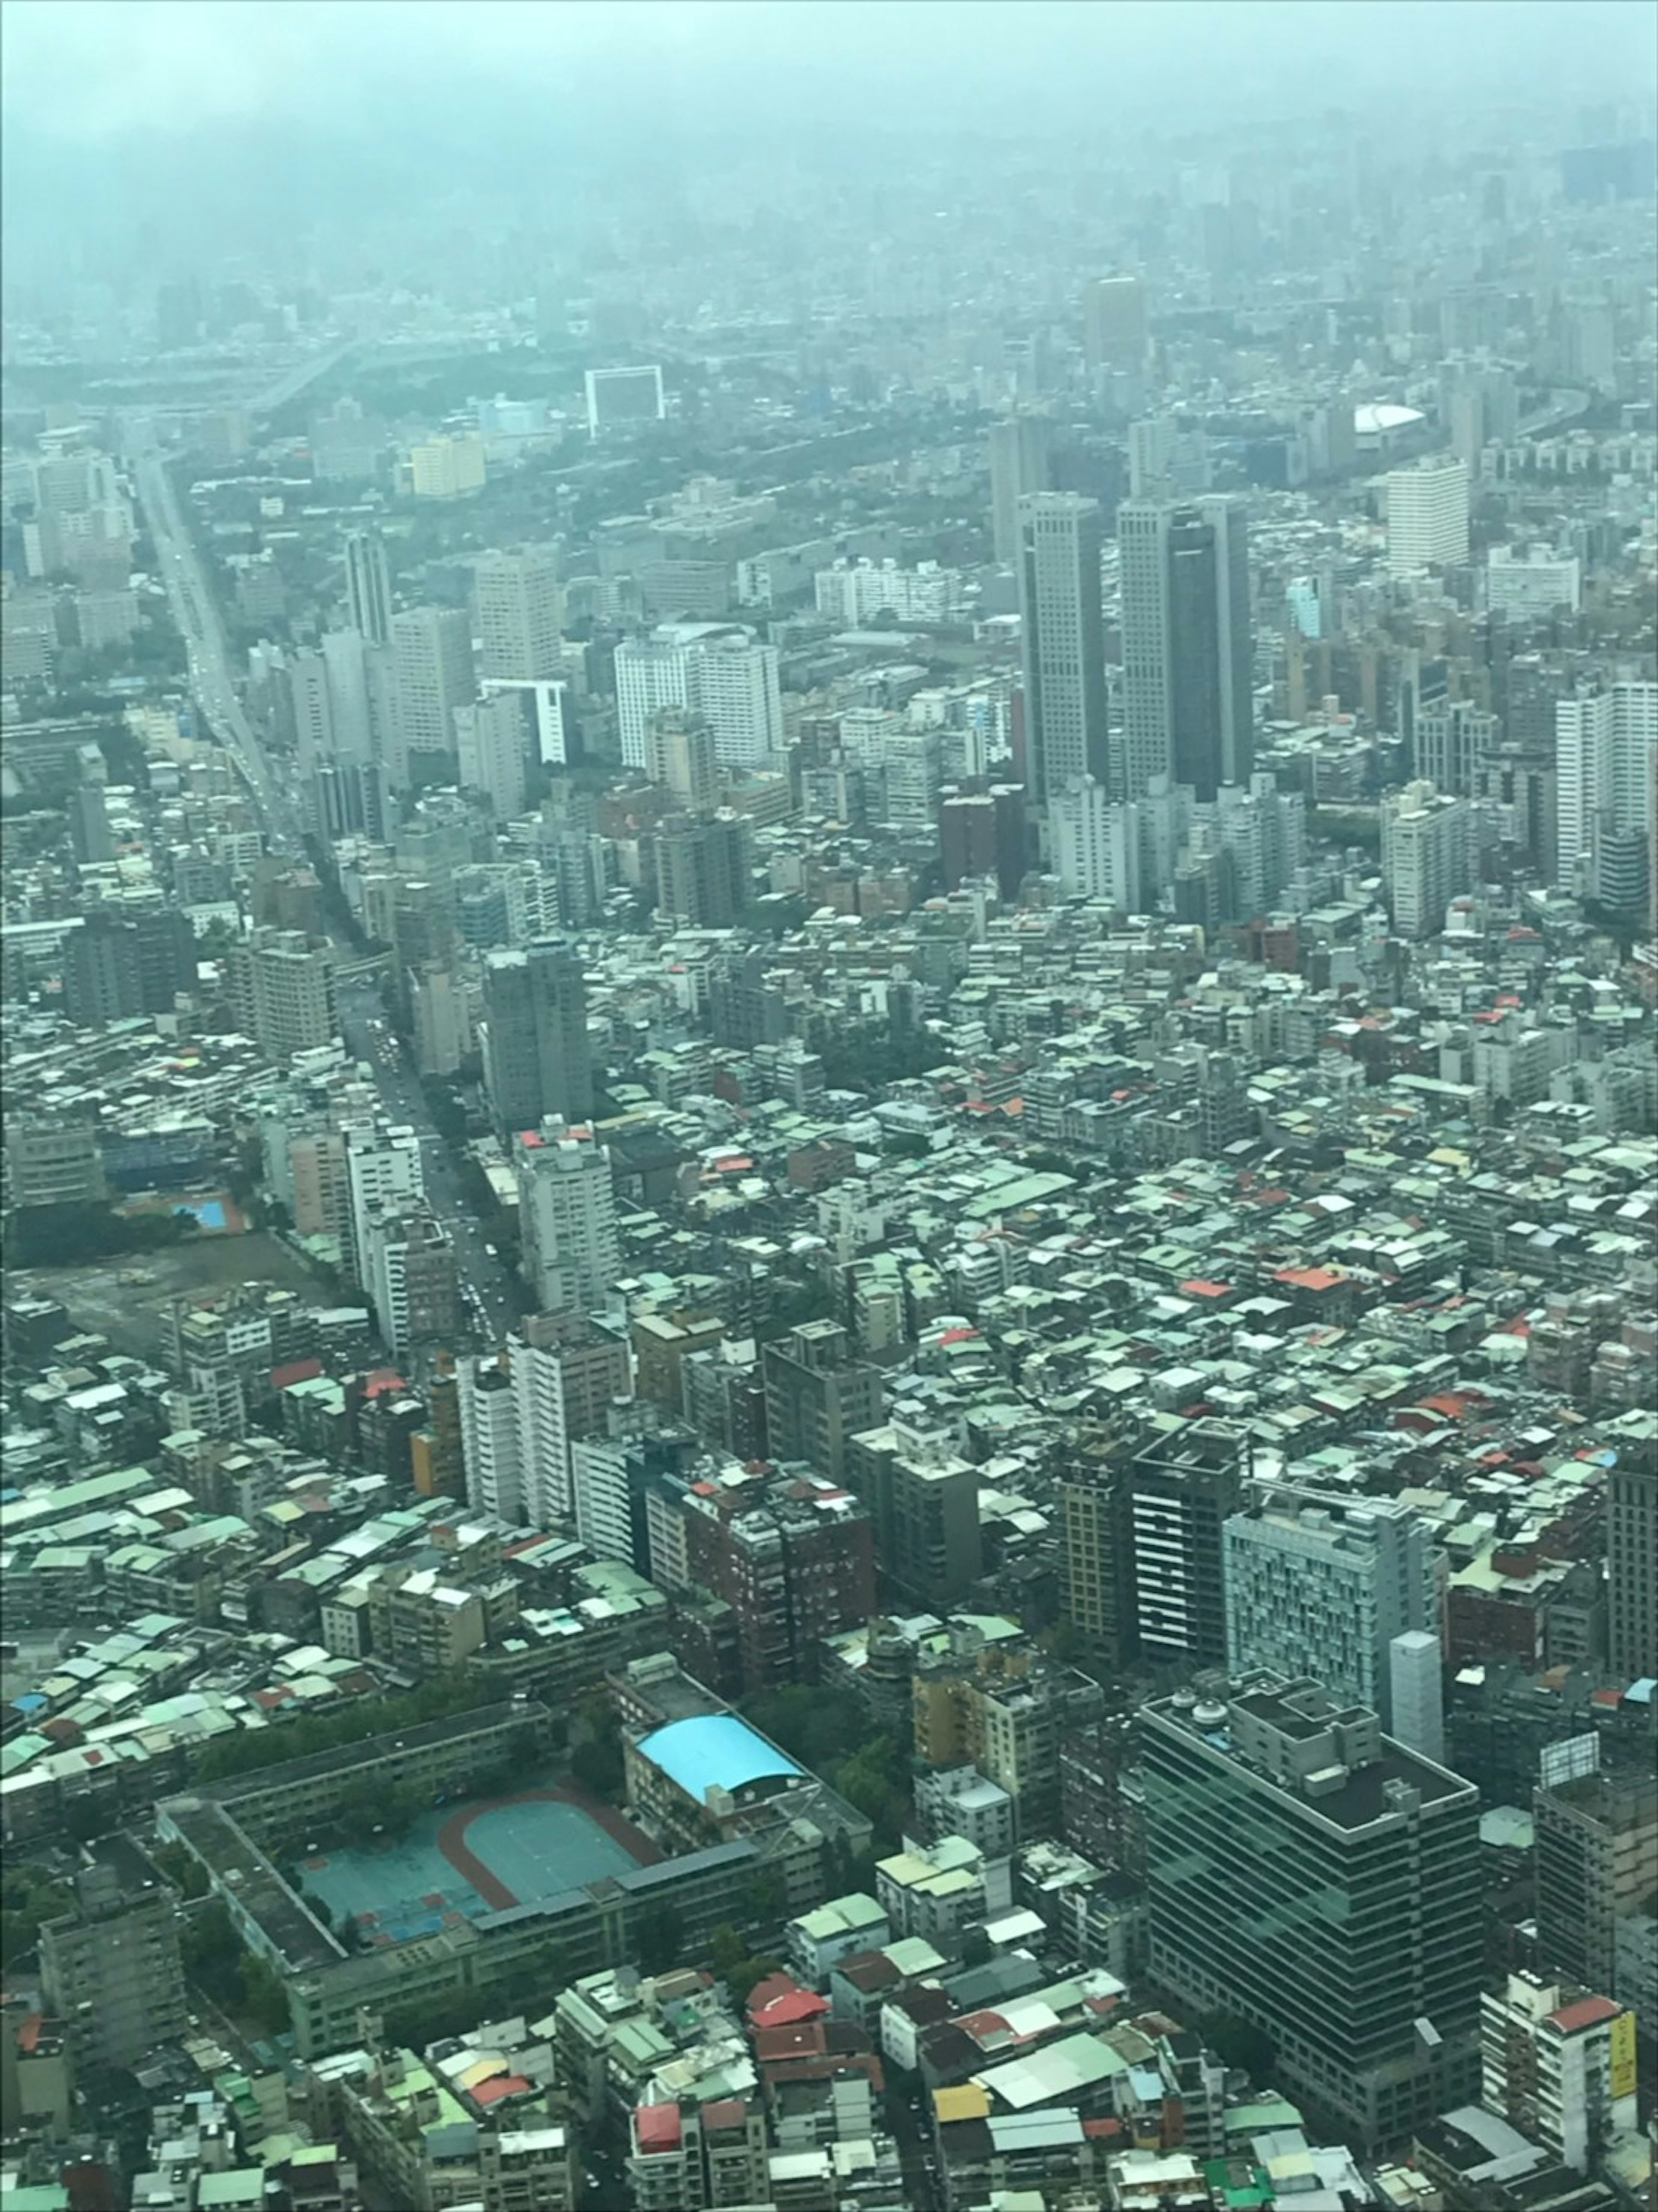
left=570, top=1733, right=624, bottom=1803
left=959, top=1924, right=992, bottom=1968
left=241, top=1952, right=292, bottom=2035
left=1196, top=2011, right=1275, bottom=2083
left=634, top=1901, right=685, bottom=1975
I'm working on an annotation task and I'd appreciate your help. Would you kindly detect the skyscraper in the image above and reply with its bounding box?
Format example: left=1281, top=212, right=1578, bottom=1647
left=988, top=413, right=1054, bottom=565
left=1381, top=781, right=1474, bottom=937
left=391, top=604, right=476, bottom=786
left=1119, top=496, right=1253, bottom=803
left=1127, top=1417, right=1245, bottom=1666
left=343, top=527, right=393, bottom=645
left=514, top=1123, right=621, bottom=1319
left=1385, top=457, right=1470, bottom=574
left=460, top=1312, right=630, bottom=1529
left=1224, top=1486, right=1438, bottom=1730
left=454, top=691, right=531, bottom=821
left=1016, top=493, right=1109, bottom=813
left=474, top=545, right=563, bottom=681
left=1555, top=682, right=1658, bottom=895
left=1082, top=274, right=1149, bottom=374
left=479, top=941, right=594, bottom=1135
left=614, top=624, right=782, bottom=770
left=1140, top=1675, right=1482, bottom=2145
left=1606, top=1440, right=1657, bottom=1683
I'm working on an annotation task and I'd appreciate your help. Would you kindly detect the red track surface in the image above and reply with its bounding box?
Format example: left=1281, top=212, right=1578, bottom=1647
left=434, top=1784, right=661, bottom=1910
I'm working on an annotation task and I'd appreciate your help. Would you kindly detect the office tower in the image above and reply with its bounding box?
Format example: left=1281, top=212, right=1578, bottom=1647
left=1481, top=1972, right=1639, bottom=2177
left=1017, top=493, right=1109, bottom=812
left=514, top=1122, right=620, bottom=1318
left=1140, top=1676, right=1482, bottom=2145
left=1082, top=274, right=1149, bottom=373
left=845, top=1415, right=981, bottom=1607
left=1415, top=696, right=1494, bottom=796
left=938, top=784, right=1028, bottom=900
left=762, top=1319, right=884, bottom=1486
left=287, top=646, right=334, bottom=776
left=1224, top=1486, right=1437, bottom=1729
left=343, top=1123, right=424, bottom=1284
left=474, top=545, right=563, bottom=680
left=481, top=676, right=572, bottom=770
left=1606, top=1444, right=1657, bottom=1680
left=321, top=626, right=375, bottom=764
left=645, top=706, right=720, bottom=816
left=1128, top=415, right=1209, bottom=501
left=1381, top=781, right=1474, bottom=937
left=40, top=1863, right=188, bottom=2073
left=479, top=941, right=593, bottom=1134
left=460, top=1313, right=631, bottom=1529
left=1060, top=1426, right=1135, bottom=1657
left=391, top=604, right=477, bottom=786
left=654, top=812, right=750, bottom=927
left=62, top=903, right=197, bottom=1025
left=1385, top=457, right=1470, bottom=574
left=1389, top=1631, right=1446, bottom=1764
left=1535, top=1768, right=1658, bottom=1997
left=67, top=780, right=114, bottom=865
left=1118, top=496, right=1253, bottom=803
left=360, top=1202, right=459, bottom=1353
left=988, top=413, right=1054, bottom=565
left=1556, top=682, right=1658, bottom=893
left=454, top=690, right=531, bottom=820
left=227, top=928, right=338, bottom=1062
left=343, top=528, right=392, bottom=644
left=1128, top=1417, right=1246, bottom=1667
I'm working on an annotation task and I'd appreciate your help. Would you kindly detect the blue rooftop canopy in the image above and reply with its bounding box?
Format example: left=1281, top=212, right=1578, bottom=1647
left=637, top=1714, right=804, bottom=1803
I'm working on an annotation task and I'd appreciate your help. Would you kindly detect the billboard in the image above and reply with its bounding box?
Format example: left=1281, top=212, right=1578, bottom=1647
left=1538, top=1734, right=1599, bottom=1790
left=1609, top=2010, right=1636, bottom=2102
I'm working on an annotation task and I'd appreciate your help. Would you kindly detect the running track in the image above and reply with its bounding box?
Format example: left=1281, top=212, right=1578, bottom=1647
left=434, top=1783, right=661, bottom=1911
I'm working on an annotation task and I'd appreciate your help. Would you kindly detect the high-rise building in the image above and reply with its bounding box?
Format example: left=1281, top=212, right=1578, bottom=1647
left=1415, top=697, right=1494, bottom=796
left=515, top=1121, right=620, bottom=1318
left=1082, top=274, right=1149, bottom=374
left=391, top=605, right=477, bottom=786
left=454, top=691, right=531, bottom=821
left=1606, top=1442, right=1657, bottom=1681
left=460, top=1312, right=631, bottom=1529
left=1224, top=1486, right=1437, bottom=1730
left=320, top=627, right=376, bottom=765
left=762, top=1319, right=884, bottom=1487
left=479, top=941, right=593, bottom=1134
left=1060, top=1426, right=1136, bottom=1658
left=227, top=928, right=338, bottom=1062
left=644, top=707, right=720, bottom=816
left=1385, top=457, right=1470, bottom=574
left=1140, top=1675, right=1482, bottom=2145
left=1118, top=497, right=1253, bottom=803
left=63, top=903, right=197, bottom=1026
left=1555, top=682, right=1658, bottom=895
left=40, top=1863, right=188, bottom=2073
left=343, top=1123, right=424, bottom=1285
left=410, top=433, right=487, bottom=500
left=360, top=1202, right=460, bottom=1353
left=343, top=528, right=393, bottom=645
left=68, top=780, right=114, bottom=865
left=653, top=811, right=749, bottom=927
left=1016, top=493, right=1109, bottom=812
left=615, top=624, right=782, bottom=770
left=1128, top=415, right=1209, bottom=501
left=988, top=414, right=1054, bottom=565
left=1486, top=546, right=1582, bottom=620
left=1534, top=1768, right=1658, bottom=1999
left=1481, top=1972, right=1640, bottom=2177
left=845, top=1415, right=981, bottom=1607
left=1048, top=776, right=1144, bottom=909
left=1129, top=1417, right=1246, bottom=1667
left=1381, top=780, right=1474, bottom=937
left=474, top=545, right=563, bottom=681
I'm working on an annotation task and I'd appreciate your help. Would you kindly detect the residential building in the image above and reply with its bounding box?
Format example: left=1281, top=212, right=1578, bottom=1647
left=654, top=811, right=750, bottom=928
left=227, top=928, right=339, bottom=1061
left=1480, top=1971, right=1639, bottom=2175
left=1129, top=1417, right=1246, bottom=1667
left=644, top=707, right=720, bottom=816
left=1386, top=457, right=1470, bottom=573
left=1224, top=1486, right=1437, bottom=1730
left=392, top=604, right=477, bottom=784
left=1606, top=1443, right=1657, bottom=1680
left=342, top=528, right=392, bottom=644
left=40, top=1863, right=188, bottom=2074
left=762, top=1321, right=884, bottom=1486
left=1555, top=682, right=1658, bottom=895
left=1381, top=780, right=1474, bottom=938
left=914, top=1636, right=1101, bottom=1840
left=1415, top=697, right=1494, bottom=798
left=360, top=1203, right=459, bottom=1354
left=1016, top=492, right=1109, bottom=811
left=62, top=903, right=196, bottom=1025
left=455, top=690, right=531, bottom=820
left=515, top=1122, right=620, bottom=1318
left=480, top=941, right=594, bottom=1134
left=1140, top=1675, right=1482, bottom=2145
left=1486, top=546, right=1582, bottom=619
left=460, top=1313, right=630, bottom=1530
left=409, top=433, right=486, bottom=500
left=844, top=1417, right=981, bottom=1607
left=343, top=1124, right=424, bottom=1284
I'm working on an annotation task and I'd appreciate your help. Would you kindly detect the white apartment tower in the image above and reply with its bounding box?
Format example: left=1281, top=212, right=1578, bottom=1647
left=1385, top=457, right=1470, bottom=574
left=1556, top=682, right=1658, bottom=892
left=614, top=624, right=781, bottom=771
left=1381, top=780, right=1474, bottom=937
left=454, top=691, right=530, bottom=821
left=515, top=1121, right=620, bottom=1319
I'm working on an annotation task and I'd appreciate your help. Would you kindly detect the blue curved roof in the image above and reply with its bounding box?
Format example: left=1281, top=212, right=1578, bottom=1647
left=638, top=1714, right=804, bottom=1803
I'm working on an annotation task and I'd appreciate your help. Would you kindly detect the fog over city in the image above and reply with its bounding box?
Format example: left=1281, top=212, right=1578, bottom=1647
left=0, top=4, right=1655, bottom=2211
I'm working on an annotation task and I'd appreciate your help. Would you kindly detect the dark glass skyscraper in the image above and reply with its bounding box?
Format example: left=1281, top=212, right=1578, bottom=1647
left=1120, top=494, right=1253, bottom=802
left=480, top=940, right=594, bottom=1135
left=1016, top=491, right=1109, bottom=812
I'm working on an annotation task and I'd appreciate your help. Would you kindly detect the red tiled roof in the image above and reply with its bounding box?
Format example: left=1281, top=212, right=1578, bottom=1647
left=1547, top=1994, right=1621, bottom=2035
left=636, top=2104, right=682, bottom=2150
left=1180, top=1279, right=1232, bottom=1298
left=471, top=2074, right=531, bottom=2105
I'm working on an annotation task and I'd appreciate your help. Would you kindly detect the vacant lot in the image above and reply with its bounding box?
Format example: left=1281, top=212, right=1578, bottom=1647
left=11, top=1231, right=330, bottom=1364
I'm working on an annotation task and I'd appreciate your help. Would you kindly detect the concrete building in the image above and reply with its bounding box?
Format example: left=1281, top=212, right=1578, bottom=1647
left=62, top=903, right=196, bottom=1026
left=987, top=413, right=1053, bottom=566
left=654, top=811, right=749, bottom=928
left=228, top=928, right=339, bottom=1061
left=762, top=1320, right=884, bottom=1486
left=40, top=1861, right=188, bottom=2074
left=1415, top=697, right=1494, bottom=798
left=460, top=1312, right=631, bottom=1529
left=1534, top=1768, right=1658, bottom=1999
left=1129, top=1418, right=1246, bottom=1667
left=1082, top=274, right=1149, bottom=373
left=1606, top=1444, right=1657, bottom=1681
left=844, top=1417, right=981, bottom=1607
left=1224, top=1486, right=1437, bottom=1730
left=1017, top=492, right=1108, bottom=812
left=515, top=1121, right=620, bottom=1319
left=1555, top=683, right=1658, bottom=896
left=343, top=1124, right=424, bottom=1285
left=342, top=528, right=392, bottom=644
left=1480, top=1972, right=1639, bottom=2175
left=392, top=604, right=477, bottom=785
left=1385, top=457, right=1470, bottom=574
left=644, top=707, right=720, bottom=817
left=409, top=433, right=486, bottom=500
left=1140, top=1675, right=1482, bottom=2145
left=480, top=941, right=594, bottom=1134
left=360, top=1202, right=459, bottom=1354
left=1118, top=496, right=1253, bottom=803
left=455, top=690, right=531, bottom=821
left=1486, top=545, right=1581, bottom=620
left=474, top=543, right=563, bottom=681
left=1381, top=780, right=1474, bottom=938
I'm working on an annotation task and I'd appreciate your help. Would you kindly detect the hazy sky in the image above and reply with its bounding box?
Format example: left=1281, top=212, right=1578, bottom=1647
left=3, top=0, right=1653, bottom=289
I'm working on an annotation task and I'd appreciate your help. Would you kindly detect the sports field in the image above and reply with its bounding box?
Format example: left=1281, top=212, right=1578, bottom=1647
left=297, top=1784, right=659, bottom=1947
